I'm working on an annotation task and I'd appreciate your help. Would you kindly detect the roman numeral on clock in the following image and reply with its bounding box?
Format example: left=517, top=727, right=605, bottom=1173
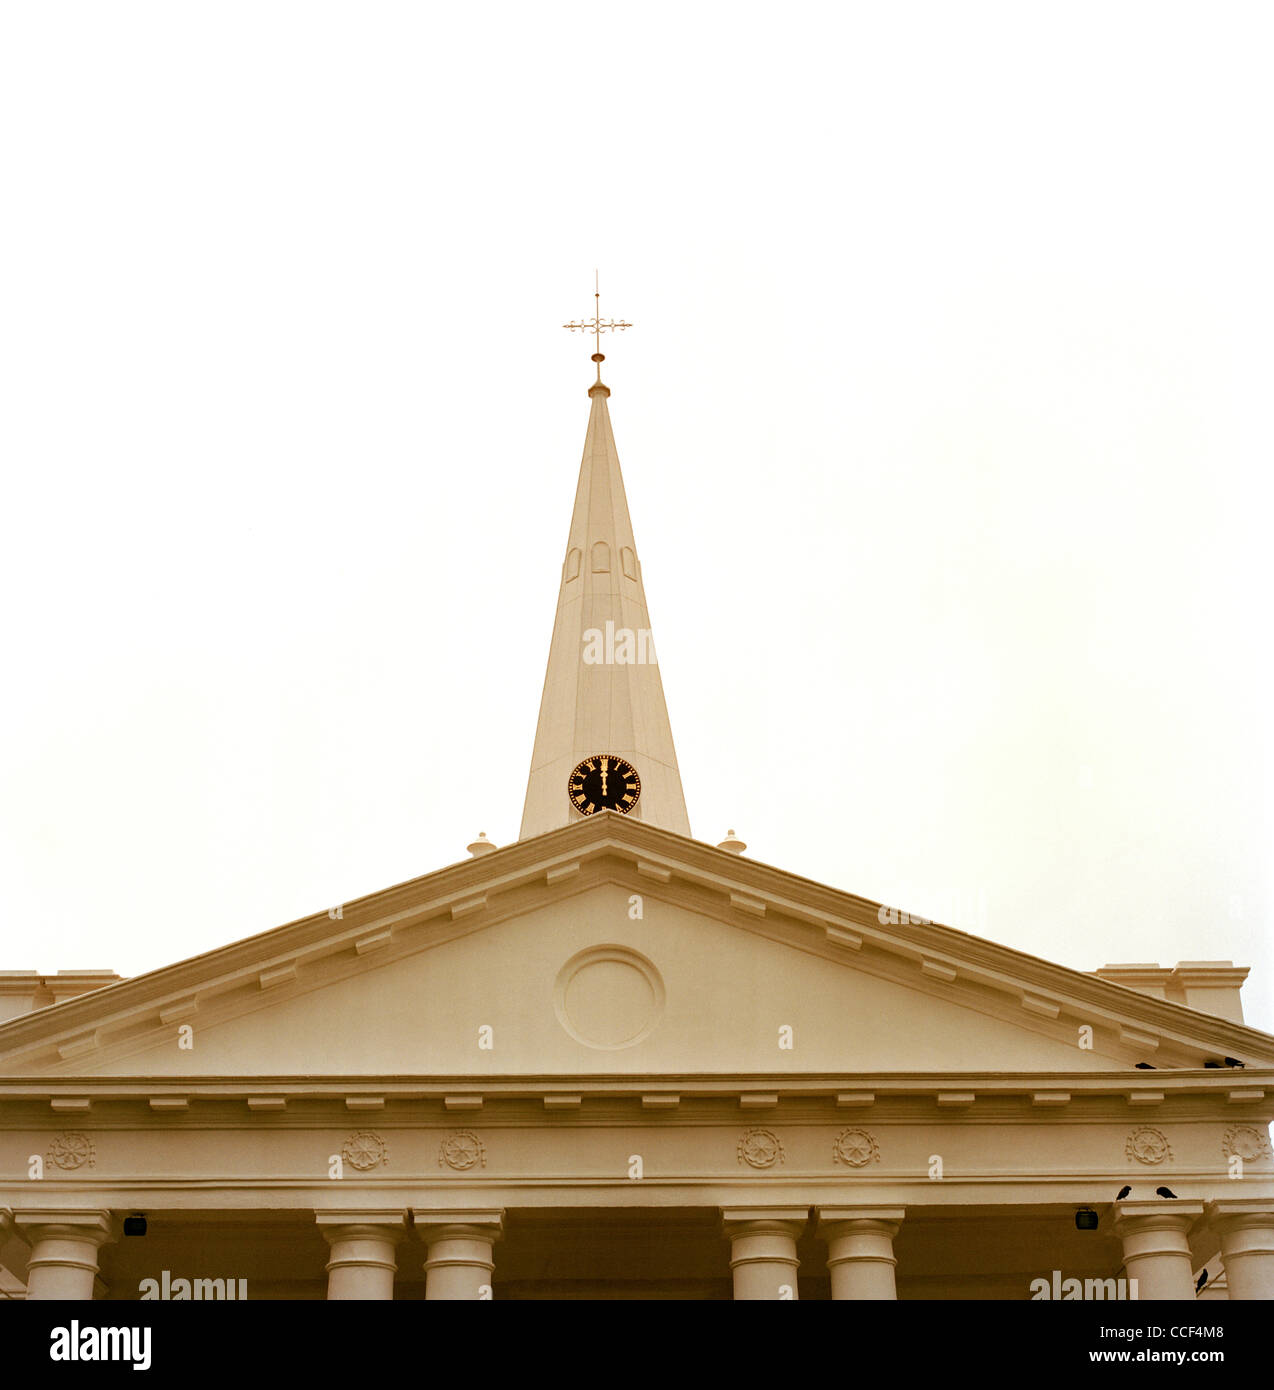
left=566, top=754, right=642, bottom=816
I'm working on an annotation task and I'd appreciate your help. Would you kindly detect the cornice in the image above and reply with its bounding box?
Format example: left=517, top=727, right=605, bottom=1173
left=0, top=1069, right=1270, bottom=1114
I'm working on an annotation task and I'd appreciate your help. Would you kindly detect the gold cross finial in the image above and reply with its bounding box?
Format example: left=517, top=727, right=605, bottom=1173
left=563, top=270, right=631, bottom=384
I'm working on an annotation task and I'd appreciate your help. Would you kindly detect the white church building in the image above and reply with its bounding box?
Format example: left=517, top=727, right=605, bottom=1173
left=2, top=330, right=1272, bottom=1300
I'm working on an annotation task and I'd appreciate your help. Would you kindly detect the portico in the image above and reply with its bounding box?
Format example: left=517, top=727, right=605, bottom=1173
left=3, top=1038, right=1274, bottom=1300
left=5, top=1195, right=1274, bottom=1300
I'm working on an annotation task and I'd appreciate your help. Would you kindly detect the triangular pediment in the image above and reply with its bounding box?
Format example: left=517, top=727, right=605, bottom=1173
left=3, top=815, right=1272, bottom=1080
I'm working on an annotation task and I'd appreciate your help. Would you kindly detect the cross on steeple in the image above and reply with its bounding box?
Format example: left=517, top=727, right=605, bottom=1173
left=563, top=271, right=631, bottom=383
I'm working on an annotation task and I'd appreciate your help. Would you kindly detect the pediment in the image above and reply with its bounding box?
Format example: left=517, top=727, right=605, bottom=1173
left=3, top=816, right=1272, bottom=1079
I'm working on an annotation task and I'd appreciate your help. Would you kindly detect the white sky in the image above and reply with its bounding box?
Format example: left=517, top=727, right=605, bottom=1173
left=2, top=3, right=1271, bottom=1036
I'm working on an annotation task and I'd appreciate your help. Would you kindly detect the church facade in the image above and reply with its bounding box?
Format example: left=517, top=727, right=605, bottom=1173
left=2, top=339, right=1273, bottom=1300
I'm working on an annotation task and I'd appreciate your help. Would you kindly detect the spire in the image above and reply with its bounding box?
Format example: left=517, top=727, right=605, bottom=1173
left=519, top=298, right=690, bottom=840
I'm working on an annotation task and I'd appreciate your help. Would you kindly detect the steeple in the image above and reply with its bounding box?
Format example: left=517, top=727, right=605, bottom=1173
left=519, top=316, right=691, bottom=840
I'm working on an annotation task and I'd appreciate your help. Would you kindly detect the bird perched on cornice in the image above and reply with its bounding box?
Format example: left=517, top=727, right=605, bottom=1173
left=1115, top=1186, right=1131, bottom=1200
left=1156, top=1186, right=1178, bottom=1199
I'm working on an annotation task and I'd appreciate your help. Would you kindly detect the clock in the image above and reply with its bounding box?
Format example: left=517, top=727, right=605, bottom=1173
left=568, top=754, right=641, bottom=816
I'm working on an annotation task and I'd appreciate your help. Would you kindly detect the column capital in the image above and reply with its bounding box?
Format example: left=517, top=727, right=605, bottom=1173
left=412, top=1209, right=504, bottom=1247
left=13, top=1209, right=120, bottom=1247
left=1114, top=1200, right=1205, bottom=1300
left=816, top=1206, right=905, bottom=1234
left=720, top=1207, right=804, bottom=1299
left=1205, top=1199, right=1274, bottom=1229
left=1113, top=1200, right=1205, bottom=1236
left=719, top=1206, right=810, bottom=1238
left=415, top=1211, right=503, bottom=1299
left=315, top=1210, right=409, bottom=1245
left=1204, top=1199, right=1274, bottom=1300
left=817, top=1206, right=903, bottom=1299
left=16, top=1210, right=119, bottom=1301
left=317, top=1211, right=406, bottom=1299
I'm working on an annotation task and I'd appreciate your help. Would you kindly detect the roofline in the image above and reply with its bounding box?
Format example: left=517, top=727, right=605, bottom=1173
left=2, top=813, right=1271, bottom=1065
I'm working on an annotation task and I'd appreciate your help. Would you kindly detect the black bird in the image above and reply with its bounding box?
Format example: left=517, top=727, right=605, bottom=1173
left=1134, top=1062, right=1157, bottom=1070
left=1116, top=1186, right=1132, bottom=1201
left=1195, top=1270, right=1208, bottom=1292
left=1225, top=1058, right=1246, bottom=1069
left=1156, top=1186, right=1178, bottom=1199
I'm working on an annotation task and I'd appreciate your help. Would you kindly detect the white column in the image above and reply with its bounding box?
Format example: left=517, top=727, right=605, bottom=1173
left=817, top=1206, right=904, bottom=1300
left=316, top=1211, right=407, bottom=1300
left=721, top=1207, right=806, bottom=1300
left=414, top=1210, right=503, bottom=1300
left=14, top=1210, right=117, bottom=1300
left=1206, top=1201, right=1274, bottom=1301
left=1114, top=1201, right=1205, bottom=1300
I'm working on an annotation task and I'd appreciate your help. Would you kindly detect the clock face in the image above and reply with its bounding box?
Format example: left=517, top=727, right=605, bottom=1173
left=568, top=754, right=641, bottom=816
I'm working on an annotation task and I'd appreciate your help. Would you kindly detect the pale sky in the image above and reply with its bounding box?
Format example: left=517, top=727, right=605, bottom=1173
left=2, top=3, right=1271, bottom=1035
